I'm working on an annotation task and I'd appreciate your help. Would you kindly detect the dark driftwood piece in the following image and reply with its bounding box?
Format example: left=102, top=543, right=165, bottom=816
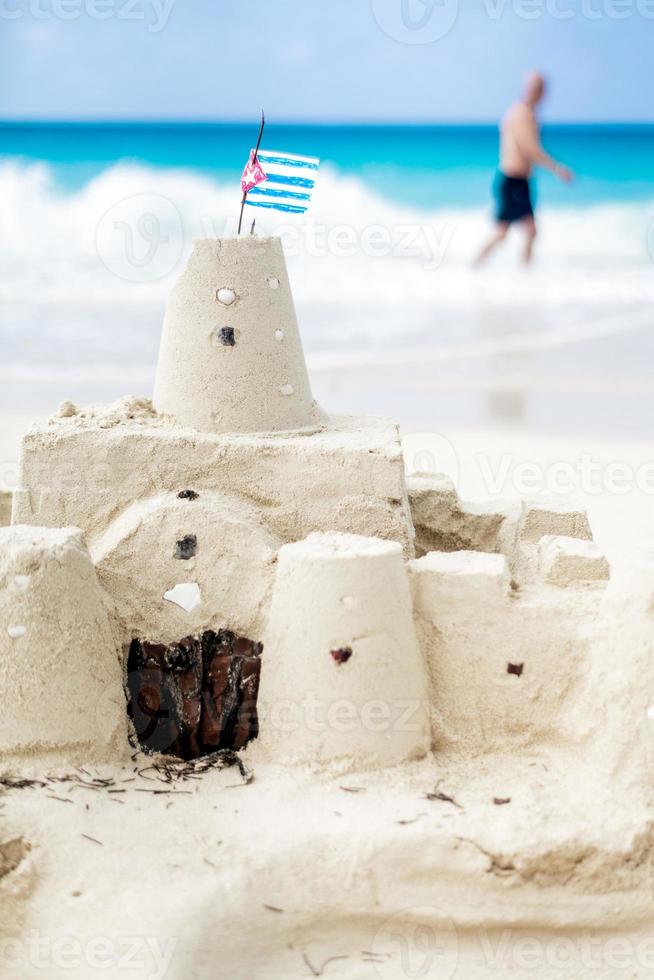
left=126, top=630, right=263, bottom=760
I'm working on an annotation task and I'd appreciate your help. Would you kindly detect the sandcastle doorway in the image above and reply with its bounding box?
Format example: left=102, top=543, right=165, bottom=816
left=125, top=630, right=262, bottom=760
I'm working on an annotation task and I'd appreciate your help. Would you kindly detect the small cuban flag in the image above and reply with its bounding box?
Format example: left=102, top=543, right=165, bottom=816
left=240, top=148, right=320, bottom=215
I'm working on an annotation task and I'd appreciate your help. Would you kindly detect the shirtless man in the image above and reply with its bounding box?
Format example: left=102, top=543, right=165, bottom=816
left=475, top=72, right=574, bottom=266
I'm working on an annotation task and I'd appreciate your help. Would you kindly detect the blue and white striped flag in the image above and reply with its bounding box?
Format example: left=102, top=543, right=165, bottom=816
left=243, top=149, right=320, bottom=215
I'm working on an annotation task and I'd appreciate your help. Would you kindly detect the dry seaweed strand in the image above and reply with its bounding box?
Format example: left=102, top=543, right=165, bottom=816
left=0, top=750, right=253, bottom=805
left=301, top=953, right=350, bottom=977
left=424, top=781, right=464, bottom=810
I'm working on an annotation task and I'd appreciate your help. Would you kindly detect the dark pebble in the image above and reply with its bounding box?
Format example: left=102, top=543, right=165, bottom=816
left=174, top=535, right=198, bottom=560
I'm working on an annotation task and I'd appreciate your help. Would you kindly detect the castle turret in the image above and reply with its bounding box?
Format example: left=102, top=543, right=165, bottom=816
left=0, top=526, right=127, bottom=763
left=153, top=236, right=325, bottom=434
left=258, top=532, right=431, bottom=770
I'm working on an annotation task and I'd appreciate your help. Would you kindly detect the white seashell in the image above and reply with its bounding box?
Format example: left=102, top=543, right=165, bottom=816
left=7, top=625, right=27, bottom=639
left=216, top=288, right=237, bottom=306
left=279, top=384, right=294, bottom=397
left=163, top=583, right=202, bottom=613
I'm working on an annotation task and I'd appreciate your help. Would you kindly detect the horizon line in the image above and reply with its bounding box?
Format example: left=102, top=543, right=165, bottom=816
left=1, top=117, right=653, bottom=127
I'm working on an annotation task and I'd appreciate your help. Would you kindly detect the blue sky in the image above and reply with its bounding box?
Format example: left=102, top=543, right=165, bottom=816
left=1, top=0, right=652, bottom=122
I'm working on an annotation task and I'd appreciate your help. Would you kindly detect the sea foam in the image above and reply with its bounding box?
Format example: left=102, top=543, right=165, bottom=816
left=1, top=160, right=653, bottom=382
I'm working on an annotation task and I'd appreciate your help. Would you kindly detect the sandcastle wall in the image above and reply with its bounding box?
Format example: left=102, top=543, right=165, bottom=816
left=410, top=550, right=603, bottom=755
left=13, top=407, right=415, bottom=657
left=12, top=418, right=636, bottom=775
left=13, top=410, right=412, bottom=557
left=4, top=470, right=648, bottom=784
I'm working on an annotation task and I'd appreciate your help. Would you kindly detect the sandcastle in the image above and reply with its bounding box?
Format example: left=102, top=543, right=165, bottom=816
left=2, top=236, right=653, bottom=975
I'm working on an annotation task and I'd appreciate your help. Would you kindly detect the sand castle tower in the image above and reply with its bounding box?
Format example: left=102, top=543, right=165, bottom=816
left=258, top=533, right=431, bottom=770
left=0, top=526, right=127, bottom=763
left=154, top=236, right=325, bottom=434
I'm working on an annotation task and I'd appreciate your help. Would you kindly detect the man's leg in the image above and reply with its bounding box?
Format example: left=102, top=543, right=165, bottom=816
left=474, top=222, right=509, bottom=267
left=522, top=217, right=537, bottom=264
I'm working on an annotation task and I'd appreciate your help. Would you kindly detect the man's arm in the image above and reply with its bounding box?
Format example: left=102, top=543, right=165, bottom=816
left=515, top=108, right=574, bottom=182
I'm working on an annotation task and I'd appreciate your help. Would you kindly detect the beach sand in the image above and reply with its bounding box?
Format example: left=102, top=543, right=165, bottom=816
left=2, top=375, right=654, bottom=978
left=2, top=751, right=653, bottom=980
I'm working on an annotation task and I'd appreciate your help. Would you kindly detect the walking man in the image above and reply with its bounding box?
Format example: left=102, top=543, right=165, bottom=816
left=475, top=72, right=574, bottom=266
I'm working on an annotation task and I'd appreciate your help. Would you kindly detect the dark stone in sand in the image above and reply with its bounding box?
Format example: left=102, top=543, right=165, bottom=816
left=330, top=647, right=353, bottom=665
left=174, top=535, right=198, bottom=560
left=217, top=326, right=236, bottom=347
left=507, top=662, right=524, bottom=677
left=177, top=490, right=199, bottom=500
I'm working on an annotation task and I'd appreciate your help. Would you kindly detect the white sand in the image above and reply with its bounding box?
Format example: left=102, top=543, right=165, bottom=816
left=1, top=751, right=653, bottom=980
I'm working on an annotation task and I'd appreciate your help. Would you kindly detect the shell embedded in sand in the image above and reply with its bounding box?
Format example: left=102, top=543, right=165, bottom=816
left=7, top=625, right=27, bottom=639
left=216, top=287, right=237, bottom=306
left=163, top=582, right=202, bottom=613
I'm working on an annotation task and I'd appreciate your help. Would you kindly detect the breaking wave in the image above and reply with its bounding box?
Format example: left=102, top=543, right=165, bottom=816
left=1, top=159, right=653, bottom=381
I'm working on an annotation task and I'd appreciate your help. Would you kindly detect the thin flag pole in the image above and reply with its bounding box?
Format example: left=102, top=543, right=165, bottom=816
left=238, top=109, right=265, bottom=235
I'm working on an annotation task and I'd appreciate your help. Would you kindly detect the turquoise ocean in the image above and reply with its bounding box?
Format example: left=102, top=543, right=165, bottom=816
left=3, top=121, right=654, bottom=206
left=1, top=122, right=653, bottom=434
